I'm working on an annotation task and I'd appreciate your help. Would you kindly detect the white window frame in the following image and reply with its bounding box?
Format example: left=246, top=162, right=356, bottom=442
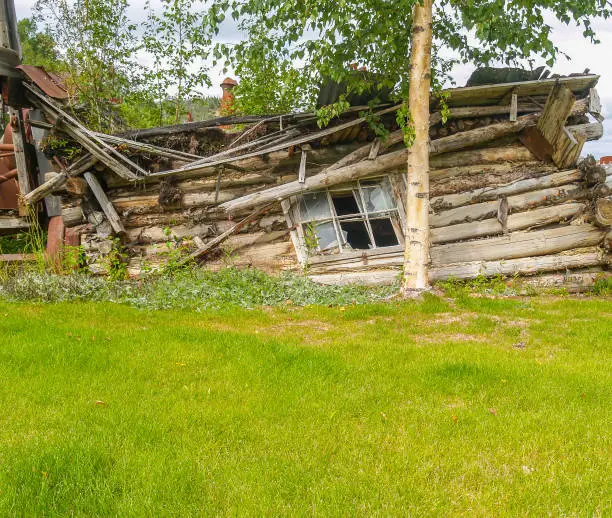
left=293, top=175, right=406, bottom=260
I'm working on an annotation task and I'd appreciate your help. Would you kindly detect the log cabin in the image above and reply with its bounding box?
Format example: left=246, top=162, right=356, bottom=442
left=3, top=71, right=611, bottom=292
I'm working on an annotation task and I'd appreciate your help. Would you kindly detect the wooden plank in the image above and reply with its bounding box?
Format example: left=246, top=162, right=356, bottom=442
left=0, top=254, right=36, bottom=263
left=436, top=74, right=598, bottom=108
left=8, top=108, right=32, bottom=203
left=589, top=88, right=603, bottom=121
left=552, top=128, right=585, bottom=169
left=298, top=149, right=307, bottom=183
left=0, top=216, right=30, bottom=232
left=509, top=92, right=518, bottom=121
left=281, top=198, right=308, bottom=266
left=368, top=138, right=381, bottom=160
left=537, top=83, right=575, bottom=145
left=519, top=126, right=554, bottom=161
left=84, top=171, right=126, bottom=235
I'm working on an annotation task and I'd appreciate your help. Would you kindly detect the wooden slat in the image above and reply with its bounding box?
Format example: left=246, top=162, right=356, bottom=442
left=436, top=74, right=599, bottom=108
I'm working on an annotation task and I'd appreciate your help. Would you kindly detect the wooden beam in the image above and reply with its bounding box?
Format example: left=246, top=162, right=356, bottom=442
left=25, top=84, right=145, bottom=181
left=23, top=154, right=97, bottom=206
left=83, top=171, right=126, bottom=235
left=8, top=108, right=32, bottom=210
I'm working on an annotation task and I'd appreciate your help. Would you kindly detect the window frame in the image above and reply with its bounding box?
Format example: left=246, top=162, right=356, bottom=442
left=291, top=175, right=406, bottom=261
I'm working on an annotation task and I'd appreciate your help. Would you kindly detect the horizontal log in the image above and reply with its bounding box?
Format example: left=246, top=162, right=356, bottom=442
left=429, top=145, right=535, bottom=170
left=0, top=216, right=30, bottom=233
left=431, top=163, right=559, bottom=197
left=568, top=122, right=604, bottom=142
left=430, top=183, right=583, bottom=228
left=108, top=172, right=277, bottom=199
left=430, top=202, right=585, bottom=244
left=515, top=270, right=606, bottom=293
left=112, top=187, right=247, bottom=212
left=431, top=169, right=582, bottom=210
left=308, top=249, right=606, bottom=285
left=430, top=249, right=606, bottom=280
left=431, top=224, right=605, bottom=265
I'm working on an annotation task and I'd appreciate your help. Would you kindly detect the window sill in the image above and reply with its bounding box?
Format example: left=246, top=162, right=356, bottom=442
left=307, top=244, right=405, bottom=266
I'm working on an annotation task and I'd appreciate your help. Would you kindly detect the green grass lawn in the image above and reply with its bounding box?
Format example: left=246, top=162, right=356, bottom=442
left=0, top=296, right=610, bottom=516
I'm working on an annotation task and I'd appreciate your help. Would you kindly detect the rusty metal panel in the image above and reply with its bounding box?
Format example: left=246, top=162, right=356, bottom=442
left=16, top=65, right=69, bottom=99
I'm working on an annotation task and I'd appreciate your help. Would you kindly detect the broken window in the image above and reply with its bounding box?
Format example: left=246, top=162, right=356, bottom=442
left=297, top=177, right=403, bottom=255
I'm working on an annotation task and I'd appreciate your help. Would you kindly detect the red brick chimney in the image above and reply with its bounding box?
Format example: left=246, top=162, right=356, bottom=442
left=220, top=77, right=238, bottom=116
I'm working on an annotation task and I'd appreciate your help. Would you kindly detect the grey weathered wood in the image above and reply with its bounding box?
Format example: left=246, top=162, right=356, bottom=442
left=8, top=108, right=32, bottom=198
left=23, top=154, right=97, bottom=205
left=430, top=202, right=585, bottom=244
left=509, top=92, right=518, bottom=122
left=0, top=216, right=30, bottom=232
left=537, top=83, right=575, bottom=146
left=84, top=172, right=126, bottom=235
left=430, top=183, right=584, bottom=228
left=588, top=88, right=603, bottom=121
left=178, top=203, right=274, bottom=265
left=567, top=122, right=604, bottom=142
left=281, top=198, right=308, bottom=266
left=298, top=150, right=307, bottom=183
left=26, top=84, right=145, bottom=180
left=430, top=169, right=582, bottom=210
left=219, top=100, right=592, bottom=213
left=431, top=224, right=605, bottom=265
left=368, top=138, right=381, bottom=160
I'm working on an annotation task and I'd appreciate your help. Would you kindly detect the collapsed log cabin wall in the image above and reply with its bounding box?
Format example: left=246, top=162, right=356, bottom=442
left=44, top=74, right=611, bottom=290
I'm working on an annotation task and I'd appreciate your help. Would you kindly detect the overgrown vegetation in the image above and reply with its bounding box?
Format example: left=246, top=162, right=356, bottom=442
left=0, top=268, right=395, bottom=309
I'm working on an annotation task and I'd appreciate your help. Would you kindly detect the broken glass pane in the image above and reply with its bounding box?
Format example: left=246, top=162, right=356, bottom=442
left=313, top=221, right=340, bottom=251
left=299, top=192, right=332, bottom=221
left=361, top=179, right=395, bottom=213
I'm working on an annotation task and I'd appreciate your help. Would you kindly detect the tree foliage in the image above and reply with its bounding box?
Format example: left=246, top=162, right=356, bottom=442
left=33, top=0, right=139, bottom=131
left=207, top=0, right=612, bottom=113
left=17, top=17, right=60, bottom=71
left=143, top=0, right=213, bottom=124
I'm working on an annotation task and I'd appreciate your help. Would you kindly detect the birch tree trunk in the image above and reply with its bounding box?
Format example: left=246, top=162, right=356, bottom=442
left=401, top=0, right=433, bottom=297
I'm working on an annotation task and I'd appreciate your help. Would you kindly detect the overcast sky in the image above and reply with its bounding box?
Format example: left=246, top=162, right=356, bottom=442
left=15, top=1, right=611, bottom=157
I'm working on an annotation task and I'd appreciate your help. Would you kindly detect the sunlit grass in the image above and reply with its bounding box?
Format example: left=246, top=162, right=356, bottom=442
left=0, top=296, right=609, bottom=516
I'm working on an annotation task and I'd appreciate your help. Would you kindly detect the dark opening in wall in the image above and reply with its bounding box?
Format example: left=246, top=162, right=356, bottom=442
left=332, top=193, right=360, bottom=215
left=340, top=221, right=372, bottom=249
left=370, top=219, right=399, bottom=247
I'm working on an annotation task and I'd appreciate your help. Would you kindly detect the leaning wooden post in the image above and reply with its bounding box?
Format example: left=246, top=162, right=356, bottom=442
left=9, top=108, right=32, bottom=215
left=401, top=0, right=433, bottom=297
left=83, top=171, right=126, bottom=236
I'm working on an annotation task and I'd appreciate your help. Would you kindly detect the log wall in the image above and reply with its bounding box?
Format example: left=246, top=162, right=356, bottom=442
left=57, top=105, right=610, bottom=292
